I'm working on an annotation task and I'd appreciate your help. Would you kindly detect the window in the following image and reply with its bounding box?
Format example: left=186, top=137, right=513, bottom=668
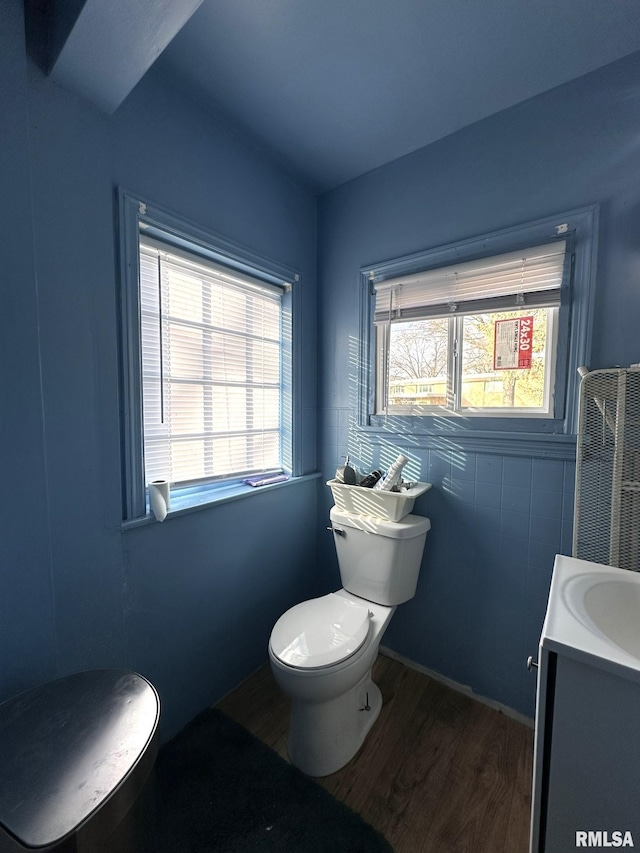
left=139, top=238, right=284, bottom=485
left=118, top=192, right=299, bottom=522
left=359, top=207, right=599, bottom=441
left=375, top=242, right=565, bottom=417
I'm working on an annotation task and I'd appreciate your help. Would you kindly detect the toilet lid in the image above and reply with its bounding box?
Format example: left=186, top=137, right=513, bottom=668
left=270, top=593, right=372, bottom=669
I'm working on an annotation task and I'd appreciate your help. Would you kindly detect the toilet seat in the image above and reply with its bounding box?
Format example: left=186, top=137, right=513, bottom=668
left=270, top=593, right=372, bottom=670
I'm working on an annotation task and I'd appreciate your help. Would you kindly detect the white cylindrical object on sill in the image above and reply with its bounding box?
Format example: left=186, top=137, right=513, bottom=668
left=374, top=454, right=409, bottom=492
left=149, top=480, right=170, bottom=522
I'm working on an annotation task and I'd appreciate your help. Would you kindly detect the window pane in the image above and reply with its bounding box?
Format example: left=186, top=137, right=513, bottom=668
left=252, top=388, right=281, bottom=430
left=210, top=286, right=247, bottom=333
left=168, top=384, right=205, bottom=435
left=461, top=308, right=549, bottom=409
left=387, top=319, right=449, bottom=407
left=170, top=439, right=207, bottom=483
left=168, top=324, right=204, bottom=379
left=209, top=332, right=251, bottom=383
left=139, top=238, right=283, bottom=487
left=248, top=339, right=281, bottom=384
left=165, top=269, right=204, bottom=323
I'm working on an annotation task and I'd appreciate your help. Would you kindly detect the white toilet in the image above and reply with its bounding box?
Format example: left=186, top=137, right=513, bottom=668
left=268, top=506, right=430, bottom=777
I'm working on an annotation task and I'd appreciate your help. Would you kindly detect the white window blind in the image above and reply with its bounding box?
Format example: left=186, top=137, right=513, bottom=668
left=374, top=241, right=566, bottom=323
left=139, top=236, right=283, bottom=486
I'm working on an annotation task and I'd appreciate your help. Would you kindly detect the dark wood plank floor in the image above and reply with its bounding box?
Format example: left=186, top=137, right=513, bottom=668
left=216, top=654, right=533, bottom=853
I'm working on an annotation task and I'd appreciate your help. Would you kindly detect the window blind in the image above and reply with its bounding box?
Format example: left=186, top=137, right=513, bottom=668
left=373, top=241, right=566, bottom=323
left=139, top=237, right=283, bottom=486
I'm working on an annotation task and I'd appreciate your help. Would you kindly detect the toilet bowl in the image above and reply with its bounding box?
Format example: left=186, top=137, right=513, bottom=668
left=269, top=508, right=430, bottom=777
left=269, top=589, right=394, bottom=777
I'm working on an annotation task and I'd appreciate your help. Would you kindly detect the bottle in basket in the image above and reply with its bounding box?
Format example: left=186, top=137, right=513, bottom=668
left=373, top=454, right=408, bottom=492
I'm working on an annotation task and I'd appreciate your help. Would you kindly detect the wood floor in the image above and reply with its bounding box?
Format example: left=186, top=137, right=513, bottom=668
left=216, top=654, right=534, bottom=853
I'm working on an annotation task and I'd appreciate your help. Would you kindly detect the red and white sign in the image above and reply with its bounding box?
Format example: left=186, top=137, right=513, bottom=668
left=493, top=316, right=533, bottom=370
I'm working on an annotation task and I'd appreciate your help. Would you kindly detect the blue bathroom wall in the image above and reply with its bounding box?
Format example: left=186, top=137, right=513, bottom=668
left=1, top=1, right=319, bottom=740
left=0, top=0, right=57, bottom=697
left=317, top=51, right=640, bottom=718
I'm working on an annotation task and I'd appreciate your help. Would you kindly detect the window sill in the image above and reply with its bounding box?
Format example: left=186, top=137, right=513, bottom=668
left=121, top=472, right=322, bottom=531
left=360, top=422, right=576, bottom=460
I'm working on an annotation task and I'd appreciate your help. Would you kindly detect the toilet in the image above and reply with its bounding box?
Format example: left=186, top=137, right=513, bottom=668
left=269, top=506, right=430, bottom=777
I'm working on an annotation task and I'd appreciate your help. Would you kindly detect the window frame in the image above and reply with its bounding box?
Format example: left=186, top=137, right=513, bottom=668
left=358, top=207, right=598, bottom=452
left=118, top=189, right=302, bottom=522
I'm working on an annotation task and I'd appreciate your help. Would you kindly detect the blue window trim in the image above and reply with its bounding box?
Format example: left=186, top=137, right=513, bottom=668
left=117, top=188, right=304, bottom=522
left=120, top=472, right=322, bottom=530
left=357, top=205, right=599, bottom=459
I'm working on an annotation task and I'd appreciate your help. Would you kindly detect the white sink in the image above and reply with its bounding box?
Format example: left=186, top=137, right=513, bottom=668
left=544, top=555, right=640, bottom=677
left=582, top=576, right=640, bottom=660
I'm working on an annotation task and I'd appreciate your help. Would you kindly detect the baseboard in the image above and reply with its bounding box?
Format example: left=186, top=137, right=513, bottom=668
left=379, top=646, right=535, bottom=729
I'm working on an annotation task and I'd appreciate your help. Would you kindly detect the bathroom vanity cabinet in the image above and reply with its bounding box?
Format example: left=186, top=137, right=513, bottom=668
left=530, top=555, right=640, bottom=853
left=530, top=648, right=640, bottom=852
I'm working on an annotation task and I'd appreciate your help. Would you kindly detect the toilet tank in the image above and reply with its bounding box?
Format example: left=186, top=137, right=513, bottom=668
left=329, top=507, right=430, bottom=606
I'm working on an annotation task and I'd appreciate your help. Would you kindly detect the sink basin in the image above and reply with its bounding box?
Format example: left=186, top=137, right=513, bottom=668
left=583, top=577, right=640, bottom=659
left=561, top=567, right=640, bottom=662
left=544, top=555, right=640, bottom=676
